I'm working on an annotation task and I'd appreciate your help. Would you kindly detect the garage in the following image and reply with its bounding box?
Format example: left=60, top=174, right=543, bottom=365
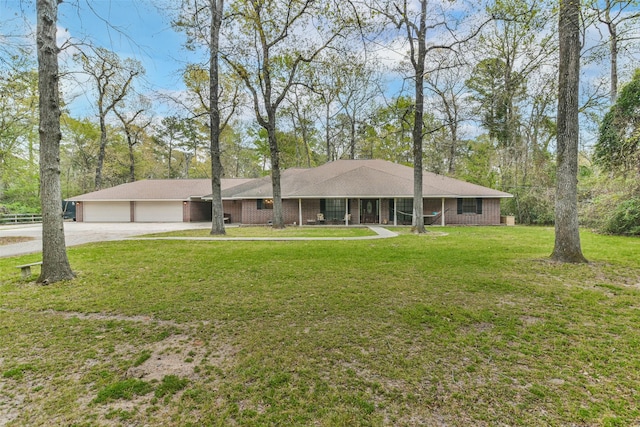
left=82, top=201, right=130, bottom=222
left=134, top=201, right=184, bottom=222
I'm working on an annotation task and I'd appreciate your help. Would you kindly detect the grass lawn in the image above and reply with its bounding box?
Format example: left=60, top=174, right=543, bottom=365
left=0, top=226, right=639, bottom=426
left=141, top=225, right=377, bottom=238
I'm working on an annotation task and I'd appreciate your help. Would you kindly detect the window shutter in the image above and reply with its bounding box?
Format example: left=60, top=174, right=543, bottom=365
left=476, top=198, right=483, bottom=214
left=457, top=198, right=463, bottom=214
left=257, top=199, right=263, bottom=210
left=320, top=199, right=326, bottom=214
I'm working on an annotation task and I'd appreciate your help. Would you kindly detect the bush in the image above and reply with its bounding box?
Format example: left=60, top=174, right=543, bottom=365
left=503, top=188, right=555, bottom=225
left=604, top=197, right=640, bottom=235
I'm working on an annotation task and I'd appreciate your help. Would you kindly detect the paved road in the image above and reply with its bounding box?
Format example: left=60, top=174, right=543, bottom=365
left=0, top=223, right=397, bottom=258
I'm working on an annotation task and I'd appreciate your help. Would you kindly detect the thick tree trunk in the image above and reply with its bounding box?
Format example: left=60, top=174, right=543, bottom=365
left=411, top=0, right=427, bottom=234
left=210, top=0, right=226, bottom=235
left=36, top=0, right=74, bottom=284
left=551, top=0, right=587, bottom=263
left=268, top=119, right=285, bottom=228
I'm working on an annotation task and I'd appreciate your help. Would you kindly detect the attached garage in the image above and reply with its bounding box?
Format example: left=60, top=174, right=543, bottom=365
left=69, top=179, right=252, bottom=223
left=134, top=201, right=184, bottom=222
left=82, top=201, right=130, bottom=222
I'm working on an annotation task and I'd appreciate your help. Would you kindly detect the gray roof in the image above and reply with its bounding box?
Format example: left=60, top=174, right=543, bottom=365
left=68, top=179, right=252, bottom=201
left=68, top=160, right=512, bottom=202
left=221, top=160, right=512, bottom=199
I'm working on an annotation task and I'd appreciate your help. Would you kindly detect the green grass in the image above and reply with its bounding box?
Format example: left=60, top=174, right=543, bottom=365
left=142, top=225, right=377, bottom=238
left=1, top=226, right=639, bottom=425
left=93, top=379, right=153, bottom=404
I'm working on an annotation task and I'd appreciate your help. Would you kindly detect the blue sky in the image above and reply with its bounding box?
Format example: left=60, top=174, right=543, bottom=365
left=1, top=0, right=199, bottom=118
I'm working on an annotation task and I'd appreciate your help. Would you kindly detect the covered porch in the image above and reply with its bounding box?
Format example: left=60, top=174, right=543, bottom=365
left=295, top=197, right=447, bottom=227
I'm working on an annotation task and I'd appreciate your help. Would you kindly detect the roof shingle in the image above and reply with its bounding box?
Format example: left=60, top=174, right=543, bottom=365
left=69, top=160, right=512, bottom=201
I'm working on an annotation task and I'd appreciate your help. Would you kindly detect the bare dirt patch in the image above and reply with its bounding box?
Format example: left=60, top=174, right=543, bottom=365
left=0, top=236, right=34, bottom=246
left=126, top=334, right=206, bottom=381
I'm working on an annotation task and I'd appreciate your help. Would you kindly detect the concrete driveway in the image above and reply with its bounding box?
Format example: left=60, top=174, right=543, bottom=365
left=1, top=222, right=398, bottom=259
left=0, top=222, right=213, bottom=258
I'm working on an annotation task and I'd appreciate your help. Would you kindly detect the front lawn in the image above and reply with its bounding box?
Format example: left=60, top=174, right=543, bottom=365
left=141, top=225, right=377, bottom=238
left=0, top=227, right=639, bottom=426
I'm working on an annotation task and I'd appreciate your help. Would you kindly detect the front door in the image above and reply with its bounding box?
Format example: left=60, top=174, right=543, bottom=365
left=360, top=199, right=378, bottom=224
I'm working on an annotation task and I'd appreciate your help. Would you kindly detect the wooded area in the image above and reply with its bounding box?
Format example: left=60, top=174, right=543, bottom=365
left=1, top=0, right=639, bottom=236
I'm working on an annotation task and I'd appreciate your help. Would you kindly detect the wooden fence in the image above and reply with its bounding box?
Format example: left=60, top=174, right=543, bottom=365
left=0, top=214, right=43, bottom=224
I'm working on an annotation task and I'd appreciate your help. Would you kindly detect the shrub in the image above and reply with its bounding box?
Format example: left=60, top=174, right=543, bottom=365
left=504, top=188, right=555, bottom=225
left=604, top=197, right=640, bottom=235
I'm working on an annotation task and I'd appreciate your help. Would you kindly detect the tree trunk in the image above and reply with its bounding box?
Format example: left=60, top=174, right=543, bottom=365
left=36, top=0, right=74, bottom=284
left=268, top=118, right=285, bottom=228
left=95, top=115, right=107, bottom=190
left=411, top=0, right=427, bottom=234
left=210, top=0, right=226, bottom=235
left=127, top=132, right=135, bottom=182
left=325, top=103, right=331, bottom=161
left=608, top=18, right=618, bottom=104
left=350, top=114, right=356, bottom=159
left=551, top=0, right=587, bottom=263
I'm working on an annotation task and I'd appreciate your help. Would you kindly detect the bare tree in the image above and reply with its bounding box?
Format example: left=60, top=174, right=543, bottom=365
left=424, top=50, right=470, bottom=175
left=586, top=0, right=640, bottom=103
left=36, top=0, right=74, bottom=284
left=373, top=0, right=488, bottom=233
left=172, top=0, right=243, bottom=234
left=551, top=0, right=588, bottom=263
left=75, top=47, right=143, bottom=190
left=113, top=97, right=151, bottom=182
left=224, top=0, right=346, bottom=228
left=209, top=0, right=226, bottom=234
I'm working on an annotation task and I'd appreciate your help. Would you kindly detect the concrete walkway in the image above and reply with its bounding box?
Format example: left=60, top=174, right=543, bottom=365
left=0, top=223, right=397, bottom=258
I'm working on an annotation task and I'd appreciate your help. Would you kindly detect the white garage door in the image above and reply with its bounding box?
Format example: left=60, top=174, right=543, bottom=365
left=134, top=201, right=184, bottom=222
left=83, top=202, right=130, bottom=222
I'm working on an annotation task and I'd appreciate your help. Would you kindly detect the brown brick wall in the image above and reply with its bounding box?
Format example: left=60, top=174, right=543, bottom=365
left=444, top=198, right=501, bottom=225
left=300, top=199, right=321, bottom=224
left=241, top=199, right=300, bottom=225
left=223, top=200, right=243, bottom=224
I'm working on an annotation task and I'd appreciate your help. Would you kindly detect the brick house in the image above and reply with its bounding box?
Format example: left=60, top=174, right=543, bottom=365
left=69, top=159, right=512, bottom=225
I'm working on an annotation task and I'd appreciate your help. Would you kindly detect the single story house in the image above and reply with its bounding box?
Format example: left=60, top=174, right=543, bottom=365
left=68, top=159, right=512, bottom=225
left=67, top=178, right=252, bottom=223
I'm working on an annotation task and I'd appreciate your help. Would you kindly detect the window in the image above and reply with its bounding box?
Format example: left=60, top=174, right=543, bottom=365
left=391, top=198, right=413, bottom=223
left=322, top=199, right=346, bottom=222
left=457, top=198, right=483, bottom=214
left=257, top=199, right=273, bottom=210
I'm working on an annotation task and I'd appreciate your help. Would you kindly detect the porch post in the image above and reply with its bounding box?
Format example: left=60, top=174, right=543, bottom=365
left=345, top=198, right=349, bottom=225
left=378, top=198, right=382, bottom=224
left=298, top=199, right=302, bottom=226
left=393, top=198, right=397, bottom=226
left=441, top=197, right=445, bottom=226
